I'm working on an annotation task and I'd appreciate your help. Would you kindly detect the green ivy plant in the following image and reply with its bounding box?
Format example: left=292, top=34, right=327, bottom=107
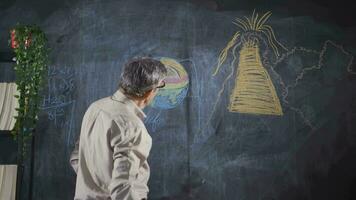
left=10, top=24, right=49, bottom=155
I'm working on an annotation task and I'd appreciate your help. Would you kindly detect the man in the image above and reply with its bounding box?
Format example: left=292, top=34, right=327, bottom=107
left=70, top=57, right=167, bottom=200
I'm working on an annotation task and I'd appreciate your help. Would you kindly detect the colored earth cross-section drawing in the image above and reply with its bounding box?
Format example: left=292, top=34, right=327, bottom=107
left=150, top=57, right=189, bottom=109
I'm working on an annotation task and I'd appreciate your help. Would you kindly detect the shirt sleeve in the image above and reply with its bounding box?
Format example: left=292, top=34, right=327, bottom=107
left=108, top=118, right=142, bottom=200
left=69, top=139, right=80, bottom=174
left=69, top=104, right=95, bottom=174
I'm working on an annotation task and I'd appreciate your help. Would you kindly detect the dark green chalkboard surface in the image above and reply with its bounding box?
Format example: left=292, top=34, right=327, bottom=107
left=1, top=0, right=356, bottom=199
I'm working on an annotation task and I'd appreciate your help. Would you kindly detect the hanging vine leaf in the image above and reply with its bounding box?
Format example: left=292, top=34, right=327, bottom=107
left=10, top=24, right=49, bottom=156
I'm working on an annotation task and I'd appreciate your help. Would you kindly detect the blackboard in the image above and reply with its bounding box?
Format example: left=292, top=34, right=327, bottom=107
left=0, top=0, right=356, bottom=199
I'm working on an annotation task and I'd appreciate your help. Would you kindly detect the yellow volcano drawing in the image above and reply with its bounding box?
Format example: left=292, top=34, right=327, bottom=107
left=213, top=11, right=286, bottom=116
left=229, top=39, right=282, bottom=115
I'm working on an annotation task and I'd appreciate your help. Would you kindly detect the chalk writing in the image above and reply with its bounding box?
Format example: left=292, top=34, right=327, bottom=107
left=40, top=65, right=76, bottom=128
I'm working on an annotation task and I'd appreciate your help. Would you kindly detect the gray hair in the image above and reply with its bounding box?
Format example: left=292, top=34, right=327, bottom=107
left=118, top=57, right=167, bottom=98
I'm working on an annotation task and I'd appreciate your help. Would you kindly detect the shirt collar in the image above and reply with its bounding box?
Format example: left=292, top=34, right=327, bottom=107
left=111, top=89, right=147, bottom=119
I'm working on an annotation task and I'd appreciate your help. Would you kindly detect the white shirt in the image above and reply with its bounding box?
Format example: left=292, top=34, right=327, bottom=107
left=70, top=90, right=152, bottom=200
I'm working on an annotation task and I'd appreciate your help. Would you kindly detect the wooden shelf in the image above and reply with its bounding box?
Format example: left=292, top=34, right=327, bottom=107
left=0, top=60, right=16, bottom=82
left=0, top=51, right=15, bottom=63
left=0, top=130, right=18, bottom=165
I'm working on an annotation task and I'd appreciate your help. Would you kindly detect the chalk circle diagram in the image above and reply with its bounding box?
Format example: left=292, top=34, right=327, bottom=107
left=213, top=11, right=286, bottom=116
left=150, top=57, right=189, bottom=109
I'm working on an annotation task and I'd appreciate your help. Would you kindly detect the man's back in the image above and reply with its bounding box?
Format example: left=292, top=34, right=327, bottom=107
left=73, top=90, right=152, bottom=200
